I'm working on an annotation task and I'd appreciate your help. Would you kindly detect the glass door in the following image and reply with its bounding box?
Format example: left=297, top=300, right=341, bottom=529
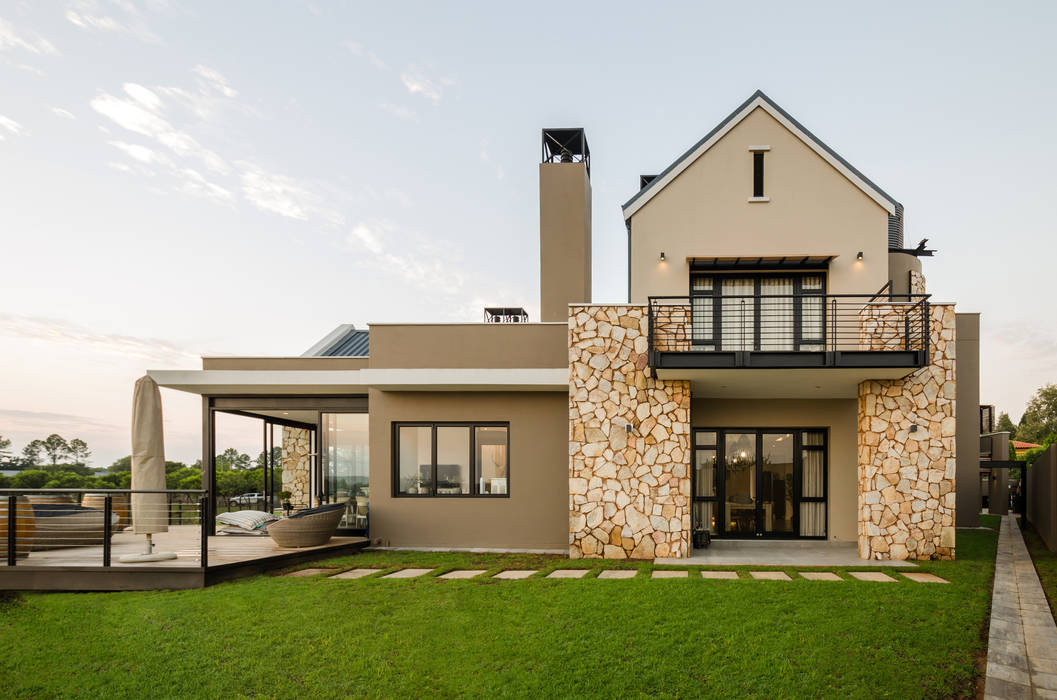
left=723, top=433, right=757, bottom=535
left=760, top=433, right=794, bottom=535
left=321, top=413, right=369, bottom=529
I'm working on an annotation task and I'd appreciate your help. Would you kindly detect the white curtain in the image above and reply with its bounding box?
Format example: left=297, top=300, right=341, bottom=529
left=800, top=276, right=825, bottom=351
left=694, top=501, right=716, bottom=534
left=799, top=502, right=825, bottom=537
left=691, top=297, right=712, bottom=344
left=720, top=278, right=755, bottom=350
left=759, top=277, right=794, bottom=351
left=799, top=445, right=825, bottom=536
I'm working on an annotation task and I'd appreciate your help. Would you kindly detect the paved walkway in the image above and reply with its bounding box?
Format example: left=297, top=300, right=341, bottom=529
left=985, top=515, right=1057, bottom=699
left=656, top=540, right=914, bottom=567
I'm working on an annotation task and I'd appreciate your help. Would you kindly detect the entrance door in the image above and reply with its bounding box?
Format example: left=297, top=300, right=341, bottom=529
left=760, top=433, right=794, bottom=535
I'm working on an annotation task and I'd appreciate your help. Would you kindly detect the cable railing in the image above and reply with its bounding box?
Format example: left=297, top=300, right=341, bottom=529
left=1, top=488, right=207, bottom=568
left=648, top=294, right=930, bottom=358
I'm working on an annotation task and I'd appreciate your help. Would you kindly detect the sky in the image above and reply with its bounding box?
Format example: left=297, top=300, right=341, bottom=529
left=1, top=1, right=1055, bottom=467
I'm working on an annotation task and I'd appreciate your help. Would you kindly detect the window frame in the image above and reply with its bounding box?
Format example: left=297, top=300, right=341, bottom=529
left=689, top=272, right=828, bottom=351
left=752, top=151, right=765, bottom=197
left=391, top=421, right=511, bottom=498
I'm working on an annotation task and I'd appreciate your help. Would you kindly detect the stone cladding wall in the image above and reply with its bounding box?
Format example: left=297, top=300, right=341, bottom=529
left=281, top=426, right=312, bottom=509
left=568, top=305, right=691, bottom=559
left=857, top=303, right=956, bottom=560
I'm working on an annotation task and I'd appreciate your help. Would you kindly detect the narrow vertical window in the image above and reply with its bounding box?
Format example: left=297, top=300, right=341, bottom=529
left=752, top=151, right=765, bottom=197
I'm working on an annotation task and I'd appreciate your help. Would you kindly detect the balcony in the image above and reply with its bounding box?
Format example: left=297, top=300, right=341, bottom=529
left=646, top=294, right=931, bottom=397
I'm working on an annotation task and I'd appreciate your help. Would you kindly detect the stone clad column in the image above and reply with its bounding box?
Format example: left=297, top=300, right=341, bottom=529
left=857, top=303, right=956, bottom=560
left=568, top=305, right=691, bottom=559
left=281, top=426, right=311, bottom=509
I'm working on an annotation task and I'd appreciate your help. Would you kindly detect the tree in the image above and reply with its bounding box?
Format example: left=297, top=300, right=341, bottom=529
left=0, top=434, right=11, bottom=463
left=255, top=447, right=282, bottom=470
left=1018, top=384, right=1057, bottom=444
left=215, top=448, right=251, bottom=472
left=67, top=438, right=91, bottom=465
left=108, top=455, right=132, bottom=473
left=996, top=412, right=1017, bottom=439
left=10, top=470, right=50, bottom=489
left=42, top=434, right=70, bottom=466
left=22, top=439, right=44, bottom=465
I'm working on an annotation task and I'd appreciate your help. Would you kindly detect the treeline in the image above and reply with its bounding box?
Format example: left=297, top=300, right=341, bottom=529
left=0, top=433, right=91, bottom=468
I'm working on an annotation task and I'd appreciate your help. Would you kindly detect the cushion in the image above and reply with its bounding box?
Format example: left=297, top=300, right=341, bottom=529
left=216, top=510, right=279, bottom=530
left=288, top=502, right=346, bottom=519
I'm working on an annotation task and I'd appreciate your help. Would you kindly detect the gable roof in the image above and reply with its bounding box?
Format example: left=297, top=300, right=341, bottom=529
left=302, top=324, right=369, bottom=357
left=621, top=90, right=900, bottom=220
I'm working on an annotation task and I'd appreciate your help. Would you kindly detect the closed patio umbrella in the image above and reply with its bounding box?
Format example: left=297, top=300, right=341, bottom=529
left=119, top=375, right=176, bottom=562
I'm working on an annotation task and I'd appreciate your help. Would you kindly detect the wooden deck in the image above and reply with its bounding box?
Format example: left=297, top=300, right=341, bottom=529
left=1, top=525, right=369, bottom=591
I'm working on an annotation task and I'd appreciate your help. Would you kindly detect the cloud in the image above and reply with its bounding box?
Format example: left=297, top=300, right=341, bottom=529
left=0, top=115, right=22, bottom=140
left=176, top=167, right=232, bottom=203
left=239, top=162, right=338, bottom=223
left=400, top=67, right=449, bottom=103
left=108, top=139, right=169, bottom=165
left=344, top=40, right=387, bottom=70
left=64, top=0, right=160, bottom=43
left=0, top=312, right=200, bottom=363
left=377, top=102, right=415, bottom=120
left=347, top=220, right=464, bottom=296
left=51, top=107, right=76, bottom=119
left=0, top=408, right=123, bottom=439
left=0, top=16, right=59, bottom=55
left=193, top=64, right=237, bottom=98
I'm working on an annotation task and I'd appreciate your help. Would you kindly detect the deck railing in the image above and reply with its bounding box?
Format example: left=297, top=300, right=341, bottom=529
left=647, top=294, right=930, bottom=359
left=1, top=488, right=207, bottom=568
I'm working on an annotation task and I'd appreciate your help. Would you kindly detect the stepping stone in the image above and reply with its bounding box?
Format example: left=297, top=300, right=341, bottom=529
left=700, top=571, right=739, bottom=579
left=330, top=568, right=383, bottom=579
left=381, top=568, right=434, bottom=579
left=597, top=570, right=637, bottom=579
left=493, top=570, right=537, bottom=580
left=849, top=571, right=896, bottom=582
left=800, top=572, right=842, bottom=581
left=750, top=571, right=792, bottom=581
left=652, top=570, right=688, bottom=579
left=546, top=569, right=590, bottom=579
left=283, top=568, right=337, bottom=577
left=901, top=572, right=949, bottom=583
left=439, top=569, right=487, bottom=579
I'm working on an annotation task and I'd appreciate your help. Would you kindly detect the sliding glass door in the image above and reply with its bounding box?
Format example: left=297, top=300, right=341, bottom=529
left=692, top=428, right=826, bottom=540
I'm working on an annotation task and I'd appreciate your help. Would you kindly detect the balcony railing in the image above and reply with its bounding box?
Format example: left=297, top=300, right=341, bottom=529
left=647, top=294, right=930, bottom=370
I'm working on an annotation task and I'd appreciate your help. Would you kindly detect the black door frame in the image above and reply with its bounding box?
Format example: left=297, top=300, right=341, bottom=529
left=692, top=427, right=828, bottom=540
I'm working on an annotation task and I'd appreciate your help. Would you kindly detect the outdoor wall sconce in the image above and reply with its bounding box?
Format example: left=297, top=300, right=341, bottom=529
left=625, top=423, right=634, bottom=436
left=856, top=251, right=864, bottom=260
left=658, top=251, right=666, bottom=262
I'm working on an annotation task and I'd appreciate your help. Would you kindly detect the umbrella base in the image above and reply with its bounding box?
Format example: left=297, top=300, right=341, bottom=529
left=118, top=551, right=178, bottom=562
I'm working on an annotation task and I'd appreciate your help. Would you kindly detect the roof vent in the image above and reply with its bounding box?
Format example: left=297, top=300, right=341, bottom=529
left=483, top=307, right=529, bottom=324
left=542, top=128, right=590, bottom=176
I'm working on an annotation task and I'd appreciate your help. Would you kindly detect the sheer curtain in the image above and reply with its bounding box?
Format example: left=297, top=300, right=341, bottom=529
left=759, top=277, right=794, bottom=351
left=720, top=278, right=755, bottom=350
left=799, top=444, right=825, bottom=536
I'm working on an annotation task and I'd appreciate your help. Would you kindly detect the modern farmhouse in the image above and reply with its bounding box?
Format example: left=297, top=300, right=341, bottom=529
left=150, top=90, right=983, bottom=561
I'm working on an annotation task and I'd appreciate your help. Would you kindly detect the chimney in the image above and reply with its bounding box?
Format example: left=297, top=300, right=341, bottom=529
left=539, top=128, right=592, bottom=323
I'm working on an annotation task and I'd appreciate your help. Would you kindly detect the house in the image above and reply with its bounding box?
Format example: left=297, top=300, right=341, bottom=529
left=150, top=90, right=982, bottom=561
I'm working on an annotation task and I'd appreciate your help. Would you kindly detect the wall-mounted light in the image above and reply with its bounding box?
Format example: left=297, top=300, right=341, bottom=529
left=856, top=251, right=864, bottom=261
left=658, top=251, right=666, bottom=262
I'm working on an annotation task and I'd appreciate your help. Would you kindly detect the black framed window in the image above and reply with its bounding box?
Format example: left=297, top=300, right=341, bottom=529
left=692, top=428, right=827, bottom=539
left=393, top=422, right=509, bottom=497
left=689, top=272, right=827, bottom=352
left=752, top=151, right=765, bottom=197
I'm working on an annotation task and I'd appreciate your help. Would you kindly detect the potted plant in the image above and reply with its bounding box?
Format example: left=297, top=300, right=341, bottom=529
left=693, top=528, right=711, bottom=549
left=278, top=491, right=293, bottom=517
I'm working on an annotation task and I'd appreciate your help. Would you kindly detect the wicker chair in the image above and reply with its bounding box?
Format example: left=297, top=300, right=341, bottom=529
left=265, top=503, right=346, bottom=548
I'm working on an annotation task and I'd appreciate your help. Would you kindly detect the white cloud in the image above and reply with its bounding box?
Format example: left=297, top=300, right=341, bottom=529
left=193, top=64, right=237, bottom=98
left=51, top=107, right=76, bottom=119
left=64, top=1, right=160, bottom=43
left=0, top=16, right=59, bottom=55
left=400, top=67, right=448, bottom=103
left=239, top=163, right=320, bottom=221
left=123, top=82, right=163, bottom=111
left=378, top=102, right=415, bottom=120
left=347, top=220, right=464, bottom=296
left=108, top=139, right=169, bottom=165
left=176, top=167, right=232, bottom=204
left=0, top=312, right=199, bottom=363
left=0, top=115, right=22, bottom=138
left=344, top=40, right=387, bottom=70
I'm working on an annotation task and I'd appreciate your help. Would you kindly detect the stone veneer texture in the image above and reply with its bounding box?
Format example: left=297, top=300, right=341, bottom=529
left=281, top=426, right=312, bottom=509
left=568, top=305, right=691, bottom=559
left=910, top=270, right=927, bottom=296
left=857, top=302, right=956, bottom=560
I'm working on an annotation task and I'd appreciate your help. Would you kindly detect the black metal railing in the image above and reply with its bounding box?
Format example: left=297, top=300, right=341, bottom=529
left=647, top=293, right=930, bottom=359
left=1, top=488, right=207, bottom=569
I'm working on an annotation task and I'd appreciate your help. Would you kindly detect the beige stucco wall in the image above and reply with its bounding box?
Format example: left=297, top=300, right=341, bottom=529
left=366, top=323, right=567, bottom=369
left=366, top=389, right=568, bottom=550
left=955, top=313, right=980, bottom=527
left=540, top=162, right=591, bottom=322
left=202, top=356, right=370, bottom=370
left=629, top=107, right=890, bottom=300
left=690, top=398, right=859, bottom=542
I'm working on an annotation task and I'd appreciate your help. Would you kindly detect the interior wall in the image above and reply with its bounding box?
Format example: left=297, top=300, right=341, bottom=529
left=690, top=398, right=858, bottom=541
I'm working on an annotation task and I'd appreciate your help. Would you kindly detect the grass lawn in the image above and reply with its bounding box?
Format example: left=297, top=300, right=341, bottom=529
left=1, top=519, right=999, bottom=699
left=1021, top=519, right=1057, bottom=619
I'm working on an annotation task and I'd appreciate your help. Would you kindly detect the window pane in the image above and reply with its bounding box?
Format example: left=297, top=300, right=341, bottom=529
left=436, top=427, right=470, bottom=495
left=762, top=434, right=794, bottom=535
left=691, top=276, right=712, bottom=292
left=693, top=501, right=716, bottom=535
left=691, top=297, right=713, bottom=344
left=802, top=448, right=824, bottom=498
left=720, top=278, right=755, bottom=351
left=724, top=433, right=756, bottom=535
left=398, top=426, right=432, bottom=495
left=476, top=427, right=508, bottom=494
left=802, top=431, right=824, bottom=446
left=799, top=502, right=825, bottom=537
left=695, top=430, right=717, bottom=446
left=323, top=413, right=369, bottom=527
left=760, top=277, right=794, bottom=351
left=802, top=275, right=823, bottom=290
left=801, top=295, right=824, bottom=345
left=695, top=449, right=717, bottom=497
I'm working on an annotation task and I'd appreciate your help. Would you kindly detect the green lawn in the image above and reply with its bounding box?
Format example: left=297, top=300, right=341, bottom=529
left=1, top=519, right=999, bottom=699
left=1021, top=519, right=1057, bottom=619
